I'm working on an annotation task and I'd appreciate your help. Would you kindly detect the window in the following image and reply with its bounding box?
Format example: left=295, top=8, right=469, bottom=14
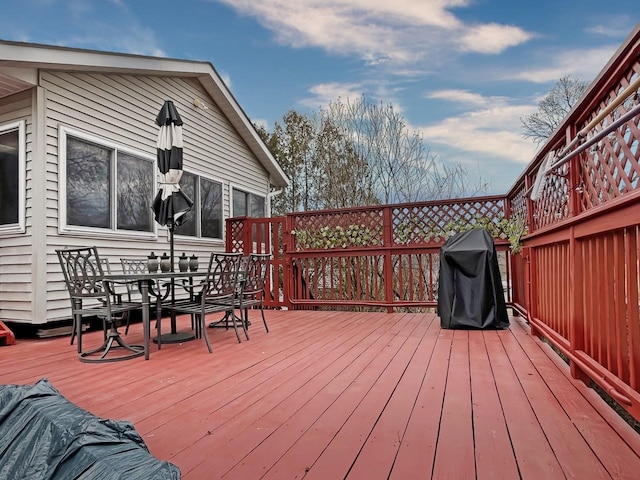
left=60, top=127, right=154, bottom=234
left=0, top=121, right=25, bottom=233
left=232, top=188, right=266, bottom=218
left=174, top=172, right=223, bottom=239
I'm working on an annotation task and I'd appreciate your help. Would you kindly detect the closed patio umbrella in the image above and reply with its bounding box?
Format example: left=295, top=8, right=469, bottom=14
left=151, top=100, right=194, bottom=343
left=152, top=100, right=193, bottom=231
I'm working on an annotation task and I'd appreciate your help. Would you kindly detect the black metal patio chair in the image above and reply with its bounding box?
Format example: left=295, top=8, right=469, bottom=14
left=167, top=252, right=243, bottom=353
left=120, top=258, right=171, bottom=344
left=56, top=246, right=144, bottom=363
left=237, top=253, right=271, bottom=333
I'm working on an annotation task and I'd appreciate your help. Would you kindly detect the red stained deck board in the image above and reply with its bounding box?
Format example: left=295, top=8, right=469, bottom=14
left=194, top=314, right=428, bottom=479
left=468, top=331, right=520, bottom=480
left=510, top=317, right=640, bottom=477
left=483, top=329, right=566, bottom=479
left=301, top=316, right=427, bottom=480
left=107, top=309, right=341, bottom=422
left=345, top=317, right=441, bottom=479
left=498, top=328, right=612, bottom=478
left=388, top=330, right=452, bottom=480
left=176, top=312, right=410, bottom=477
left=175, top=314, right=421, bottom=475
left=431, top=330, right=476, bottom=479
left=151, top=312, right=396, bottom=465
left=256, top=315, right=430, bottom=480
left=2, top=311, right=640, bottom=480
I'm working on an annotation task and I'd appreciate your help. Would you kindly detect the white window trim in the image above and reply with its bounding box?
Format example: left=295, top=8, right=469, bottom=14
left=58, top=125, right=157, bottom=238
left=229, top=183, right=267, bottom=218
left=173, top=169, right=226, bottom=243
left=0, top=120, right=26, bottom=235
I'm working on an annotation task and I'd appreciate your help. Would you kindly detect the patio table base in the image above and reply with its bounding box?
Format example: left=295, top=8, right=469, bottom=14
left=153, top=332, right=195, bottom=344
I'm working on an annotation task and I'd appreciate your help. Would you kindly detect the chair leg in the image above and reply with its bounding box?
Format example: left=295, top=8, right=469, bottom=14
left=201, top=314, right=213, bottom=353
left=156, top=299, right=162, bottom=350
left=236, top=309, right=249, bottom=341
left=70, top=315, right=77, bottom=346
left=124, top=311, right=131, bottom=335
left=260, top=306, right=269, bottom=333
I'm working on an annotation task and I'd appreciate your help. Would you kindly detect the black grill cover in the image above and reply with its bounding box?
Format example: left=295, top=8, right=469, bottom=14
left=437, top=229, right=509, bottom=330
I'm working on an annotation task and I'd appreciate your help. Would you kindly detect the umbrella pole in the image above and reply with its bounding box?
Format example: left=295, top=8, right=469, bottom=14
left=154, top=223, right=195, bottom=344
left=170, top=223, right=176, bottom=332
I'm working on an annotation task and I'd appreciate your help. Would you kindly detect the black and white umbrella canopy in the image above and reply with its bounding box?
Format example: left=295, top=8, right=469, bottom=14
left=152, top=100, right=193, bottom=227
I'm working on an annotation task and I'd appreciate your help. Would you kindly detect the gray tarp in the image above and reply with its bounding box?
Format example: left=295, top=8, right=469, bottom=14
left=0, top=378, right=181, bottom=480
left=437, top=228, right=510, bottom=330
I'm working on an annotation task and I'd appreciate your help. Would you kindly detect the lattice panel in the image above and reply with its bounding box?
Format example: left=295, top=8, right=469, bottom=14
left=391, top=199, right=506, bottom=245
left=532, top=163, right=570, bottom=230
left=227, top=218, right=244, bottom=253
left=509, top=184, right=528, bottom=224
left=290, top=209, right=384, bottom=250
left=579, top=69, right=640, bottom=211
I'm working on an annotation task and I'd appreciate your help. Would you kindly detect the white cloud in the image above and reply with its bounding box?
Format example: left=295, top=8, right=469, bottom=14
left=585, top=14, right=636, bottom=38
left=212, top=0, right=532, bottom=65
left=298, top=81, right=366, bottom=108
left=418, top=101, right=541, bottom=192
left=458, top=23, right=534, bottom=54
left=504, top=45, right=618, bottom=83
left=420, top=103, right=538, bottom=165
left=425, top=89, right=505, bottom=107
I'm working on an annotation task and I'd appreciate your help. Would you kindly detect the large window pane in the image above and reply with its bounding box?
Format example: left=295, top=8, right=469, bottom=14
left=201, top=178, right=222, bottom=239
left=0, top=129, right=19, bottom=225
left=174, top=171, right=197, bottom=236
left=233, top=188, right=265, bottom=218
left=250, top=193, right=266, bottom=218
left=173, top=173, right=222, bottom=239
left=67, top=137, right=111, bottom=228
left=233, top=189, right=247, bottom=217
left=117, top=152, right=154, bottom=232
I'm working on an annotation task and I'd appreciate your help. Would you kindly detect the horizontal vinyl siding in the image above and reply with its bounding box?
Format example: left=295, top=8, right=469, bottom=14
left=40, top=70, right=269, bottom=324
left=0, top=90, right=34, bottom=322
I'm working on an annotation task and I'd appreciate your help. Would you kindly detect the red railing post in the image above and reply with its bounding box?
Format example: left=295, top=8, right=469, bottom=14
left=382, top=206, right=394, bottom=313
left=568, top=226, right=589, bottom=383
left=282, top=214, right=294, bottom=309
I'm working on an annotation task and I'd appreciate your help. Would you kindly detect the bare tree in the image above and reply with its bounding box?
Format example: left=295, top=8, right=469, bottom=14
left=258, top=97, right=490, bottom=215
left=521, top=75, right=589, bottom=144
left=323, top=96, right=488, bottom=202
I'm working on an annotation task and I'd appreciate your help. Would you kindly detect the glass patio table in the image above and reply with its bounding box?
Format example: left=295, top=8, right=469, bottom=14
left=102, top=271, right=205, bottom=360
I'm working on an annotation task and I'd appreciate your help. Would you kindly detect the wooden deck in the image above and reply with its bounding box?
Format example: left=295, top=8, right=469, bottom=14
left=2, top=310, right=640, bottom=479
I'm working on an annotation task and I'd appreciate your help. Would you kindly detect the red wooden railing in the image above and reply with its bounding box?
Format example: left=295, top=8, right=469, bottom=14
left=505, top=23, right=640, bottom=420
left=227, top=196, right=512, bottom=312
left=227, top=24, right=640, bottom=421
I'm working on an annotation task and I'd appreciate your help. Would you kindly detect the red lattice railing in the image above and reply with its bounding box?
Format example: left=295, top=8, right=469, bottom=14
left=390, top=197, right=507, bottom=245
left=505, top=24, right=640, bottom=421
left=579, top=66, right=640, bottom=211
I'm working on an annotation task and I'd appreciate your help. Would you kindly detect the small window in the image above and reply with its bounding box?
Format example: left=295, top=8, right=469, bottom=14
left=60, top=127, right=154, bottom=234
left=0, top=121, right=25, bottom=233
left=174, top=172, right=223, bottom=239
left=232, top=188, right=266, bottom=218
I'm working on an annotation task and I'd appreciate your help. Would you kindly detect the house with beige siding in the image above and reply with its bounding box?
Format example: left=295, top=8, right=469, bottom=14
left=0, top=40, right=289, bottom=328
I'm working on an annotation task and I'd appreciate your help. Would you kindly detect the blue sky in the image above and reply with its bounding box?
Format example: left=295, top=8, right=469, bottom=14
left=1, top=1, right=637, bottom=193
